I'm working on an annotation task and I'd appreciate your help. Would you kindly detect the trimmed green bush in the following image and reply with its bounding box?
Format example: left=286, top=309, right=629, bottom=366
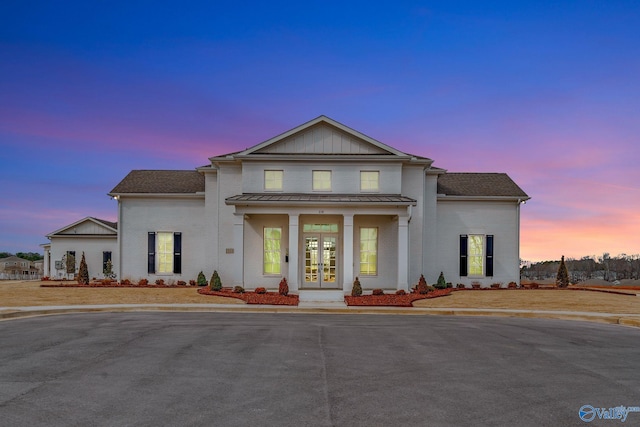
left=233, top=285, right=245, bottom=293
left=351, top=277, right=362, bottom=296
left=435, top=272, right=447, bottom=289
left=372, top=288, right=384, bottom=295
left=210, top=270, right=222, bottom=291
left=77, top=252, right=89, bottom=285
left=197, top=271, right=207, bottom=286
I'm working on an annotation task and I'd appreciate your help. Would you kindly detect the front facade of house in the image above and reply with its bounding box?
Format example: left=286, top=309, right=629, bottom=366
left=45, top=116, right=529, bottom=292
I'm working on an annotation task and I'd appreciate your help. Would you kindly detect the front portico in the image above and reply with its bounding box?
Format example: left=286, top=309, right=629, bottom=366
left=225, top=194, right=416, bottom=294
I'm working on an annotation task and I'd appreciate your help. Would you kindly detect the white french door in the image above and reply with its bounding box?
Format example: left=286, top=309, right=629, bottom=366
left=303, top=234, right=338, bottom=288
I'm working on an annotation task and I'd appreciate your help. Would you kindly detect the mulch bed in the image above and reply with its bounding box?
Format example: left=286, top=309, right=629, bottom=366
left=345, top=288, right=453, bottom=307
left=198, top=288, right=299, bottom=305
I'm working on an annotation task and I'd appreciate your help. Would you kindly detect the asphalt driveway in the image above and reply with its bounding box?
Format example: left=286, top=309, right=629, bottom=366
left=1, top=313, right=639, bottom=426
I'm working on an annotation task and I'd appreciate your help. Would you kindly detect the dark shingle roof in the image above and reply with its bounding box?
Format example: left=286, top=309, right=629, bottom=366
left=91, top=217, right=118, bottom=230
left=110, top=170, right=205, bottom=194
left=437, top=173, right=529, bottom=198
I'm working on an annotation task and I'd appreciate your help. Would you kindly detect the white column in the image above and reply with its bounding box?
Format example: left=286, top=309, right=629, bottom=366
left=343, top=214, right=354, bottom=293
left=232, top=213, right=245, bottom=285
left=43, top=247, right=50, bottom=277
left=288, top=214, right=299, bottom=292
left=397, top=215, right=409, bottom=291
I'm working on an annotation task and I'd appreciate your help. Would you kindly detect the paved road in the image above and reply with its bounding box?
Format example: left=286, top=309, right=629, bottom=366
left=1, top=313, right=639, bottom=427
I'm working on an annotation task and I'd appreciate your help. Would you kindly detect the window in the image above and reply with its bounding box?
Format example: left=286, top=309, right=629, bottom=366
left=102, top=251, right=112, bottom=275
left=359, top=227, right=378, bottom=275
left=264, top=227, right=281, bottom=275
left=312, top=170, right=331, bottom=191
left=360, top=171, right=379, bottom=192
left=460, top=234, right=494, bottom=277
left=148, top=232, right=182, bottom=274
left=264, top=170, right=283, bottom=191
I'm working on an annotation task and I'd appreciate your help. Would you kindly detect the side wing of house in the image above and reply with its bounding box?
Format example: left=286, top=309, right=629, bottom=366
left=109, top=170, right=208, bottom=283
left=434, top=173, right=530, bottom=287
left=45, top=217, right=118, bottom=279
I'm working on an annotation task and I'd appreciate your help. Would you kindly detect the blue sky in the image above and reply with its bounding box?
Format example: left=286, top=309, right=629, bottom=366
left=1, top=0, right=639, bottom=261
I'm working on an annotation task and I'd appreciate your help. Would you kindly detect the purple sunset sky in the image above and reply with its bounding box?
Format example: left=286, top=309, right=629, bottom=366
left=1, top=0, right=639, bottom=262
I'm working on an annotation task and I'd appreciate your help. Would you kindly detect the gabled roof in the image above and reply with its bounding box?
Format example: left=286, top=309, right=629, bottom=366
left=0, top=256, right=31, bottom=263
left=210, top=116, right=433, bottom=165
left=437, top=173, right=530, bottom=199
left=46, top=216, right=118, bottom=238
left=109, top=170, right=205, bottom=194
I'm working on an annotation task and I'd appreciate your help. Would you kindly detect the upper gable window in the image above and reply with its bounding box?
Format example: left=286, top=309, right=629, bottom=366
left=312, top=170, right=331, bottom=191
left=264, top=170, right=283, bottom=191
left=360, top=171, right=379, bottom=192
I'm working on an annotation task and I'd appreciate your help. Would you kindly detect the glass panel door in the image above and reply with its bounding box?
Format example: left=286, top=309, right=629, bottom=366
left=304, top=236, right=319, bottom=286
left=303, top=234, right=338, bottom=288
left=322, top=236, right=336, bottom=284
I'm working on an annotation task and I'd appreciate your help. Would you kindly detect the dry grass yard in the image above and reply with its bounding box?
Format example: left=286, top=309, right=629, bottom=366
left=0, top=280, right=243, bottom=307
left=1, top=281, right=639, bottom=315
left=413, top=288, right=640, bottom=314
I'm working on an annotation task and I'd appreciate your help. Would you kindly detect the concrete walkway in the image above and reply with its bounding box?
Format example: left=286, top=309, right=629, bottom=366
left=2, top=303, right=640, bottom=328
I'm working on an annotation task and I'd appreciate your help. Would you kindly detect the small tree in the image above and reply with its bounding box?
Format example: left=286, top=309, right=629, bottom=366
left=210, top=270, right=222, bottom=291
left=351, top=277, right=362, bottom=296
left=435, top=272, right=447, bottom=289
left=197, top=271, right=207, bottom=286
left=556, top=255, right=570, bottom=288
left=279, top=277, right=289, bottom=296
left=77, top=252, right=89, bottom=285
left=103, top=259, right=116, bottom=280
left=417, top=274, right=429, bottom=294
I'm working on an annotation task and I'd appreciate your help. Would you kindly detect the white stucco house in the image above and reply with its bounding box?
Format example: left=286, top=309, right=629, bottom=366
left=43, top=116, right=529, bottom=297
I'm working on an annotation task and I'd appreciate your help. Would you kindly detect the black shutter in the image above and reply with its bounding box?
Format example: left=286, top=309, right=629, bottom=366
left=173, top=232, right=182, bottom=274
left=103, top=251, right=111, bottom=274
left=459, top=235, right=468, bottom=277
left=486, top=235, right=494, bottom=277
left=148, top=232, right=156, bottom=274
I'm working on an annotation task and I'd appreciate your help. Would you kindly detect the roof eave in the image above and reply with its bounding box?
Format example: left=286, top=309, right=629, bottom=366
left=437, top=195, right=531, bottom=202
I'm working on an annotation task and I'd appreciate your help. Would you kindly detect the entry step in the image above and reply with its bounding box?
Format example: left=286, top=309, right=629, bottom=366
left=298, top=290, right=345, bottom=303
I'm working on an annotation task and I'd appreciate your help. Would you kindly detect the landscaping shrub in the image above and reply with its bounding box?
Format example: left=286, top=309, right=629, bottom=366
left=491, top=283, right=501, bottom=289
left=556, top=255, right=570, bottom=288
left=121, top=279, right=131, bottom=286
left=279, top=277, right=289, bottom=296
left=372, top=288, right=384, bottom=295
left=471, top=281, right=481, bottom=289
left=435, top=272, right=447, bottom=289
left=103, top=259, right=116, bottom=280
left=427, top=285, right=435, bottom=292
left=138, top=278, right=149, bottom=286
left=395, top=289, right=406, bottom=295
left=508, top=281, right=518, bottom=289
left=189, top=280, right=196, bottom=286
left=155, top=279, right=165, bottom=286
left=233, top=286, right=245, bottom=293
left=100, top=278, right=112, bottom=286
left=77, top=252, right=89, bottom=285
left=197, top=271, right=207, bottom=286
left=177, top=280, right=187, bottom=286
left=417, top=274, right=429, bottom=294
left=210, top=270, right=222, bottom=291
left=351, top=277, right=362, bottom=296
left=456, top=283, right=465, bottom=289
left=255, top=287, right=267, bottom=294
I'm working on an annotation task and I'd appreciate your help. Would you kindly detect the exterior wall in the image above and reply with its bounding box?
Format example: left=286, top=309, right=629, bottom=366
left=401, top=164, right=426, bottom=286
left=211, top=163, right=243, bottom=285
left=48, top=237, right=117, bottom=279
left=203, top=170, right=219, bottom=280
left=241, top=161, right=403, bottom=194
left=119, top=196, right=206, bottom=282
left=435, top=200, right=521, bottom=287
left=422, top=173, right=439, bottom=285
left=353, top=215, right=397, bottom=289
